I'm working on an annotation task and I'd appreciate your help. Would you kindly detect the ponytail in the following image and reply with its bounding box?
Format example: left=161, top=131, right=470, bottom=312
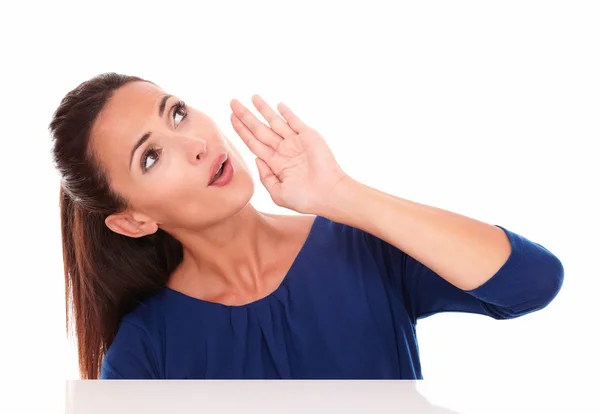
left=59, top=185, right=182, bottom=379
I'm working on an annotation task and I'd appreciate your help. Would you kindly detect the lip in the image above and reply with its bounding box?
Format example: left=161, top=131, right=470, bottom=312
left=210, top=158, right=234, bottom=187
left=208, top=152, right=229, bottom=186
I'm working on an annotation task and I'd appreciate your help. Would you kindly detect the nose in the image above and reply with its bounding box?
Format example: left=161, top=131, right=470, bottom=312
left=182, top=135, right=207, bottom=164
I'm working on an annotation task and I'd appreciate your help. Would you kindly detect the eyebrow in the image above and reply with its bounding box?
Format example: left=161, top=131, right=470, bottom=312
left=129, top=94, right=173, bottom=171
left=158, top=94, right=172, bottom=117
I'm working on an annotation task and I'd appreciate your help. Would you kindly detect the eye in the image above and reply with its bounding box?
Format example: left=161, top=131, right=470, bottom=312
left=173, top=100, right=187, bottom=126
left=141, top=147, right=161, bottom=172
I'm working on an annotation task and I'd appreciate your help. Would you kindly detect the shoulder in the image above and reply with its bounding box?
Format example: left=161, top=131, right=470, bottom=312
left=123, top=288, right=170, bottom=328
left=310, top=216, right=405, bottom=283
left=101, top=289, right=169, bottom=379
left=314, top=215, right=380, bottom=250
left=266, top=213, right=369, bottom=242
left=296, top=215, right=385, bottom=266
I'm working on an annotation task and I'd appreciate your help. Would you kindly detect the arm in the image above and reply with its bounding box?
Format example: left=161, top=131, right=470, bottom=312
left=321, top=177, right=564, bottom=319
left=321, top=176, right=561, bottom=291
left=361, top=221, right=562, bottom=320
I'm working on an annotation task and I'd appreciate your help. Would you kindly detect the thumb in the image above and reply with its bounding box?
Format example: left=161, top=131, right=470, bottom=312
left=255, top=158, right=280, bottom=194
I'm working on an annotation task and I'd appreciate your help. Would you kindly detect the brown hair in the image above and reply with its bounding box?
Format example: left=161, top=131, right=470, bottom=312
left=49, top=73, right=183, bottom=379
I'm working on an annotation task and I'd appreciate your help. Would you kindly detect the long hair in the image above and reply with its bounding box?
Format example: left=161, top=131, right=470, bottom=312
left=49, top=73, right=183, bottom=379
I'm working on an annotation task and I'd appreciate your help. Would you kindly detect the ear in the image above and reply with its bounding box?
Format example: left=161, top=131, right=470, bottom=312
left=104, top=211, right=159, bottom=238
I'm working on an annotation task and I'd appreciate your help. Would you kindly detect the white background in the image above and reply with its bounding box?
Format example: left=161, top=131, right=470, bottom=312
left=1, top=1, right=598, bottom=412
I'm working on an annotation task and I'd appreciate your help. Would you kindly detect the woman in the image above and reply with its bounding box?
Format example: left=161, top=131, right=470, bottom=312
left=50, top=73, right=564, bottom=380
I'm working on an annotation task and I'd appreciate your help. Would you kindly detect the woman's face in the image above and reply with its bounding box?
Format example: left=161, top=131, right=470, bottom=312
left=90, top=80, right=255, bottom=237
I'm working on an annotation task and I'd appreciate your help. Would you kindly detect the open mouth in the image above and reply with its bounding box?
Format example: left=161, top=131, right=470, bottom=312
left=208, top=155, right=233, bottom=187
left=213, top=161, right=225, bottom=181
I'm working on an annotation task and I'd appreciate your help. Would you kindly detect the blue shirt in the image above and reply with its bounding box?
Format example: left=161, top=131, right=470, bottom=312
left=100, top=216, right=563, bottom=379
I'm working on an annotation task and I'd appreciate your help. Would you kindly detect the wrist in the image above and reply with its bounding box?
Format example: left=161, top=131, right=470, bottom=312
left=315, top=174, right=368, bottom=224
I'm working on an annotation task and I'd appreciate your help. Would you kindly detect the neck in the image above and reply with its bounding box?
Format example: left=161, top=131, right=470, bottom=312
left=166, top=204, right=284, bottom=297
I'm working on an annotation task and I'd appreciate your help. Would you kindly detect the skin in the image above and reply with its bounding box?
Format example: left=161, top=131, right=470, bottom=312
left=90, top=81, right=315, bottom=305
left=92, top=79, right=516, bottom=307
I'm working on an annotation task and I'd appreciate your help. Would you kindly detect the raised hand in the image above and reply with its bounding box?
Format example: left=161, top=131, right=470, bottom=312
left=230, top=95, right=348, bottom=214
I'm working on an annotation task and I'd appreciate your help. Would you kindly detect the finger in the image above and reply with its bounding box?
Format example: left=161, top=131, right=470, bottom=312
left=251, top=94, right=296, bottom=140
left=277, top=102, right=310, bottom=134
left=230, top=113, right=274, bottom=161
left=230, top=99, right=282, bottom=150
left=255, top=157, right=281, bottom=195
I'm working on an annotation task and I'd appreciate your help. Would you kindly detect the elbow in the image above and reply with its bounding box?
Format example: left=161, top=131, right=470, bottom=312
left=483, top=252, right=565, bottom=320
left=505, top=252, right=565, bottom=319
left=533, top=252, right=564, bottom=309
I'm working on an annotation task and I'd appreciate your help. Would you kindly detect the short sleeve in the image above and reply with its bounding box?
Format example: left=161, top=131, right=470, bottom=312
left=363, top=224, right=564, bottom=323
left=100, top=319, right=160, bottom=379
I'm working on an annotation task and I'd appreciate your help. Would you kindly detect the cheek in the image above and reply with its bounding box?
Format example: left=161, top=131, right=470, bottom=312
left=139, top=165, right=208, bottom=208
left=145, top=172, right=197, bottom=202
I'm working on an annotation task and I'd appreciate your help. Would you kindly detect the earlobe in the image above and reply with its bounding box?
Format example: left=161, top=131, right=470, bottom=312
left=104, top=213, right=158, bottom=238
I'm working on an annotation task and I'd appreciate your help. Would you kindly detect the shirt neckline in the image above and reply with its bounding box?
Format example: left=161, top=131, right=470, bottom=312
left=162, top=214, right=323, bottom=310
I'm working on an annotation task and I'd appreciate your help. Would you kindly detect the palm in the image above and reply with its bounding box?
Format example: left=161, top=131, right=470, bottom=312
left=230, top=95, right=346, bottom=214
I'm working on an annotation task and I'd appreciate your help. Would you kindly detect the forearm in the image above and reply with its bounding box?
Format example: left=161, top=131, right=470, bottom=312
left=318, top=176, right=512, bottom=291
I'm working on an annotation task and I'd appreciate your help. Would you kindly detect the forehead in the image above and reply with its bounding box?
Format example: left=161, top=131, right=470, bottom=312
left=93, top=81, right=166, bottom=142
